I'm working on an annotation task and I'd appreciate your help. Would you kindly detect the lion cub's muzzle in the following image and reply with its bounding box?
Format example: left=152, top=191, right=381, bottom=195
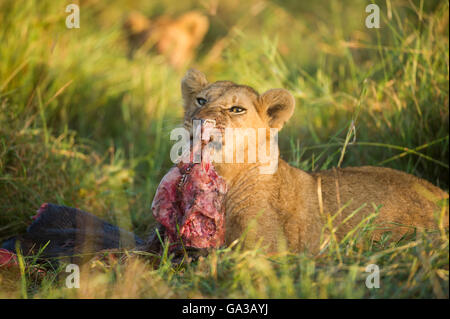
left=187, top=118, right=225, bottom=150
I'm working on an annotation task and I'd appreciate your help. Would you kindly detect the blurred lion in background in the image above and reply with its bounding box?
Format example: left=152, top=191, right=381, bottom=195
left=123, top=11, right=209, bottom=68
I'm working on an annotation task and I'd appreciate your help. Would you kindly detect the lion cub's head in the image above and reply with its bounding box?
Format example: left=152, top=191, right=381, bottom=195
left=181, top=69, right=295, bottom=131
left=180, top=69, right=295, bottom=175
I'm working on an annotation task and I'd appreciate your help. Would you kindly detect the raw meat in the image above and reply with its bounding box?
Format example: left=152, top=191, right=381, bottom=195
left=151, top=121, right=227, bottom=249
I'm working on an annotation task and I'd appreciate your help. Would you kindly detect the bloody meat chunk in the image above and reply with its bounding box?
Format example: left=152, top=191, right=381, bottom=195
left=151, top=121, right=227, bottom=249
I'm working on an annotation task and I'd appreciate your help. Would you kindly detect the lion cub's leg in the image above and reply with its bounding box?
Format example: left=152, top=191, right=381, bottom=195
left=225, top=205, right=286, bottom=253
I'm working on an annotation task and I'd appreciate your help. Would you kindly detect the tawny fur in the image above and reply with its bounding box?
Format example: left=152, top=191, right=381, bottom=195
left=124, top=11, right=209, bottom=68
left=181, top=69, right=449, bottom=253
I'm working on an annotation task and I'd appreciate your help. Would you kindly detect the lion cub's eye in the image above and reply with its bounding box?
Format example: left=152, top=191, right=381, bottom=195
left=229, top=106, right=246, bottom=114
left=196, top=97, right=207, bottom=106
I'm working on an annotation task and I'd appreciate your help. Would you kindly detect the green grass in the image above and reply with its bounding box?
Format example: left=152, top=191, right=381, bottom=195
left=0, top=0, right=448, bottom=298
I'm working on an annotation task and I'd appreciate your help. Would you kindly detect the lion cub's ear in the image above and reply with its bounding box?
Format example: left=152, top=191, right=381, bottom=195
left=181, top=69, right=209, bottom=109
left=259, top=89, right=295, bottom=130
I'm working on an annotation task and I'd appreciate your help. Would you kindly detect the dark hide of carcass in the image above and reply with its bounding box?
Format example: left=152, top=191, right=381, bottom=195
left=0, top=121, right=227, bottom=266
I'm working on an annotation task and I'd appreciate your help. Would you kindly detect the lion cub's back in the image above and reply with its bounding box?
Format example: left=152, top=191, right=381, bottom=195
left=313, top=166, right=448, bottom=239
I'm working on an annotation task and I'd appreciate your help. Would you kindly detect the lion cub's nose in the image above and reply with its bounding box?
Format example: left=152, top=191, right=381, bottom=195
left=192, top=118, right=216, bottom=127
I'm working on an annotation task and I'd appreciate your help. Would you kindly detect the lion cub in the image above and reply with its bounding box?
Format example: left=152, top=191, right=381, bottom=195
left=180, top=69, right=449, bottom=253
left=124, top=11, right=209, bottom=68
